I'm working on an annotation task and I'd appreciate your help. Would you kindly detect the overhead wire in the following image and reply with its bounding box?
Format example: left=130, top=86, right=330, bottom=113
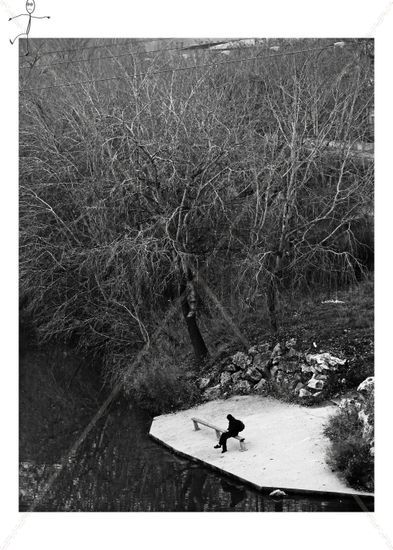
left=20, top=42, right=343, bottom=94
left=19, top=40, right=243, bottom=71
left=18, top=38, right=231, bottom=60
left=18, top=38, right=164, bottom=58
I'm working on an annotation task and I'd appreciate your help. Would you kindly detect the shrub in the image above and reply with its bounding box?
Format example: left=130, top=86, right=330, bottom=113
left=127, top=355, right=199, bottom=415
left=324, top=399, right=374, bottom=491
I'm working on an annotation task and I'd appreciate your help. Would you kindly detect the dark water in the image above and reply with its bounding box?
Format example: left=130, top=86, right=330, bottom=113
left=19, top=350, right=373, bottom=512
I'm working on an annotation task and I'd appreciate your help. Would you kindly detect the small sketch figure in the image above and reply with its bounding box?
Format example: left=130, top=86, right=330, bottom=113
left=9, top=0, right=50, bottom=56
left=214, top=414, right=245, bottom=453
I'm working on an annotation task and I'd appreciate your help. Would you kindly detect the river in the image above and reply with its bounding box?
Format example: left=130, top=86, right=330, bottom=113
left=19, top=349, right=373, bottom=512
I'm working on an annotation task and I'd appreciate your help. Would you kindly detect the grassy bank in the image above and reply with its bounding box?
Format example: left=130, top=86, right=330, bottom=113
left=123, top=276, right=374, bottom=414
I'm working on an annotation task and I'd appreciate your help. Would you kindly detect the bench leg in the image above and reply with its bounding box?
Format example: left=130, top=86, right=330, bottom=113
left=193, top=420, right=200, bottom=431
left=215, top=430, right=221, bottom=440
left=239, top=440, right=247, bottom=452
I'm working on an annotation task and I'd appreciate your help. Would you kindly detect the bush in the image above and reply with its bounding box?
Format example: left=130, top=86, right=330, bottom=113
left=328, top=437, right=373, bottom=488
left=127, top=355, right=199, bottom=415
left=324, top=398, right=374, bottom=491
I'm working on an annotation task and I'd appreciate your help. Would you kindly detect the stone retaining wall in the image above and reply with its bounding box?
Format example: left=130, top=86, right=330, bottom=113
left=198, top=339, right=349, bottom=404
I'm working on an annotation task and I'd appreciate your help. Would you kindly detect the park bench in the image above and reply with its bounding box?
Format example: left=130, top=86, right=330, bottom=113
left=191, top=417, right=247, bottom=451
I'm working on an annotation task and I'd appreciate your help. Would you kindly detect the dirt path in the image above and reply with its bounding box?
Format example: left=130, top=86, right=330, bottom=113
left=150, top=395, right=373, bottom=496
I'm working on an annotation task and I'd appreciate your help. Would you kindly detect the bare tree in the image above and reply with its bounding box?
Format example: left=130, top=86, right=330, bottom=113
left=19, top=38, right=373, bottom=381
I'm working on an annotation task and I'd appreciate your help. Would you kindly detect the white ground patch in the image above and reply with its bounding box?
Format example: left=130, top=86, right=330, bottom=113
left=149, top=395, right=373, bottom=496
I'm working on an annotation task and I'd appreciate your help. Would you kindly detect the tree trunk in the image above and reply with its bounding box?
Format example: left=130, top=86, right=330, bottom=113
left=180, top=271, right=208, bottom=363
left=266, top=278, right=278, bottom=333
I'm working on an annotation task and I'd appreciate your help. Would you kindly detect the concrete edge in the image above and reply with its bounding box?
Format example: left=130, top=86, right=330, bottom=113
left=149, top=433, right=375, bottom=502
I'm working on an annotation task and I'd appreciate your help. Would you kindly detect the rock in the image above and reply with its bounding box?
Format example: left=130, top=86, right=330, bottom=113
left=253, top=361, right=271, bottom=378
left=254, top=378, right=268, bottom=395
left=231, top=371, right=243, bottom=384
left=253, top=351, right=271, bottom=367
left=275, top=371, right=284, bottom=383
left=285, top=338, right=297, bottom=349
left=314, top=374, right=328, bottom=380
left=313, top=363, right=327, bottom=374
left=223, top=363, right=238, bottom=373
left=269, top=489, right=287, bottom=497
left=245, top=366, right=263, bottom=383
left=307, top=377, right=325, bottom=390
left=298, top=388, right=313, bottom=398
left=231, top=351, right=251, bottom=370
left=220, top=372, right=232, bottom=387
left=301, top=363, right=314, bottom=374
left=271, top=343, right=282, bottom=358
left=203, top=384, right=221, bottom=400
left=294, top=382, right=305, bottom=394
left=307, top=353, right=346, bottom=369
left=232, top=380, right=252, bottom=395
left=357, top=376, right=374, bottom=395
left=199, top=377, right=212, bottom=390
left=270, top=365, right=280, bottom=377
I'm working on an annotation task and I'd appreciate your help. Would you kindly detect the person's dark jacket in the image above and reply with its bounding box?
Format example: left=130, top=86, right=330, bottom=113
left=227, top=415, right=244, bottom=434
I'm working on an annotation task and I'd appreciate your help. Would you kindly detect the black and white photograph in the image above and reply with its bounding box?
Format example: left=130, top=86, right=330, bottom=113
left=1, top=0, right=392, bottom=547
left=17, top=35, right=375, bottom=512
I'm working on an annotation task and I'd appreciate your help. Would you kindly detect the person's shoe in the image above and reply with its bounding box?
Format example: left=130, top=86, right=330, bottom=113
left=221, top=449, right=227, bottom=453
left=214, top=444, right=221, bottom=449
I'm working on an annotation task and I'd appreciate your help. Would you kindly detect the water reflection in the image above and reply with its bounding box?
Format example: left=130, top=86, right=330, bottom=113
left=179, top=467, right=208, bottom=511
left=22, top=403, right=373, bottom=512
left=220, top=480, right=247, bottom=509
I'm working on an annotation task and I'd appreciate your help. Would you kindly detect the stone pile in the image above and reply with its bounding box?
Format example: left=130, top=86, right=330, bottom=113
left=198, top=339, right=348, bottom=404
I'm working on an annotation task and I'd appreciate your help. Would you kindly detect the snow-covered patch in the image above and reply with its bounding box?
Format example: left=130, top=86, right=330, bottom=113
left=150, top=395, right=372, bottom=496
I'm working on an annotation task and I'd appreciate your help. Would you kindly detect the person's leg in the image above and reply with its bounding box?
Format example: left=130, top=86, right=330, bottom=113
left=214, top=432, right=225, bottom=448
left=221, top=432, right=230, bottom=452
left=222, top=431, right=240, bottom=453
left=10, top=32, right=27, bottom=45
